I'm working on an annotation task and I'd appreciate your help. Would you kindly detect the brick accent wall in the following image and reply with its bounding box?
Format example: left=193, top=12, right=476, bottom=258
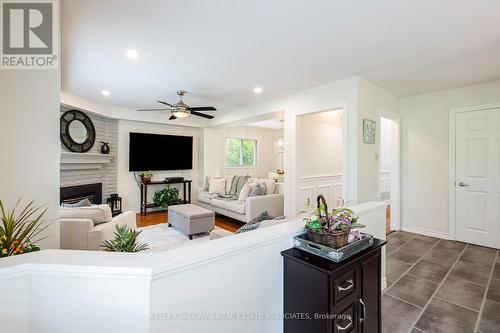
left=60, top=109, right=118, bottom=203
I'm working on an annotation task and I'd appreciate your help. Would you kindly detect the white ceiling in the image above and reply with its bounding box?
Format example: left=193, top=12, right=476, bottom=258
left=246, top=119, right=284, bottom=130
left=62, top=0, right=500, bottom=113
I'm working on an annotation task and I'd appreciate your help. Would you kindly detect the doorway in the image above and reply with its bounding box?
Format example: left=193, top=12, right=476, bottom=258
left=450, top=106, right=500, bottom=249
left=379, top=115, right=400, bottom=235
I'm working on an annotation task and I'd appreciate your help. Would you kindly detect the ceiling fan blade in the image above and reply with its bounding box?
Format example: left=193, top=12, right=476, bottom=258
left=137, top=108, right=170, bottom=111
left=188, top=106, right=217, bottom=111
left=157, top=100, right=173, bottom=107
left=169, top=114, right=177, bottom=120
left=190, top=111, right=214, bottom=119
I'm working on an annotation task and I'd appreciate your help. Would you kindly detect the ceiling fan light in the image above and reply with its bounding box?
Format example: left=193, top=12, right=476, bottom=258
left=172, top=110, right=189, bottom=118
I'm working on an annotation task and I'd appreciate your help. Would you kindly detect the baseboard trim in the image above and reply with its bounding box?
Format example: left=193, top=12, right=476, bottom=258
left=381, top=277, right=387, bottom=291
left=401, top=226, right=451, bottom=240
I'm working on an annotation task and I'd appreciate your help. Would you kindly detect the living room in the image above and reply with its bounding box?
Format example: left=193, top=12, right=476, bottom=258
left=61, top=89, right=288, bottom=239
left=2, top=1, right=500, bottom=333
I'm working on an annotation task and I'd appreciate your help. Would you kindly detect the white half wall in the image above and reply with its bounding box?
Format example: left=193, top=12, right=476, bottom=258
left=357, top=78, right=399, bottom=203
left=203, top=126, right=281, bottom=179
left=0, top=202, right=386, bottom=333
left=116, top=120, right=204, bottom=212
left=400, top=79, right=500, bottom=238
left=0, top=70, right=60, bottom=248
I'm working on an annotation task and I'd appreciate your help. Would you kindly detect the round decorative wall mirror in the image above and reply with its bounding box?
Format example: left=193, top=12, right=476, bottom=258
left=60, top=110, right=96, bottom=152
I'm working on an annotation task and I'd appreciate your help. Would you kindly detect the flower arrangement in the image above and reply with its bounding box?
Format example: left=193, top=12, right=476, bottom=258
left=138, top=171, right=153, bottom=183
left=304, top=195, right=365, bottom=249
left=0, top=200, right=51, bottom=258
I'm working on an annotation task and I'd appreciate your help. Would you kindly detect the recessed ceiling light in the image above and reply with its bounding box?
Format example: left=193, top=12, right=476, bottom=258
left=254, top=87, right=263, bottom=94
left=101, top=90, right=111, bottom=96
left=126, top=49, right=139, bottom=60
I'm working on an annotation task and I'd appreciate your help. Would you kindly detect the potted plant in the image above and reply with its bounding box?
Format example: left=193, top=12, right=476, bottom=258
left=138, top=171, right=153, bottom=183
left=304, top=195, right=365, bottom=249
left=101, top=225, right=149, bottom=252
left=153, top=186, right=180, bottom=208
left=0, top=200, right=52, bottom=258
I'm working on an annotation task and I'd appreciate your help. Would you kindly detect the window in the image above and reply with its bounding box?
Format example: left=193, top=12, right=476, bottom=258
left=226, top=138, right=257, bottom=167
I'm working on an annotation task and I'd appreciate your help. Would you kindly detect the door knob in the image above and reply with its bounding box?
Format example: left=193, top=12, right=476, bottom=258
left=458, top=182, right=470, bottom=187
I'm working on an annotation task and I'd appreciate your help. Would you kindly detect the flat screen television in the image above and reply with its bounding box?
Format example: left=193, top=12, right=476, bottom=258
left=129, top=132, right=193, bottom=171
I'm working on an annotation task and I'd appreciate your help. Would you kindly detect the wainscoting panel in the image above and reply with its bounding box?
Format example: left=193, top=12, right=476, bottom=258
left=379, top=171, right=391, bottom=202
left=298, top=174, right=343, bottom=211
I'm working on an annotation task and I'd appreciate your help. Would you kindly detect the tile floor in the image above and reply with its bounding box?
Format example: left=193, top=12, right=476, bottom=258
left=382, top=231, right=500, bottom=333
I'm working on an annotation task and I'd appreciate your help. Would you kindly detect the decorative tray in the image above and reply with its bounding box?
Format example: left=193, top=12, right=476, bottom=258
left=293, top=232, right=374, bottom=263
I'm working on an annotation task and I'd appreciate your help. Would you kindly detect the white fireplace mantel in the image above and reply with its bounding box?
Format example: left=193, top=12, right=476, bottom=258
left=60, top=151, right=114, bottom=170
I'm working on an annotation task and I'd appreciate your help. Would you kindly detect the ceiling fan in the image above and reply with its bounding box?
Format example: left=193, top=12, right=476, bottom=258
left=138, top=90, right=216, bottom=120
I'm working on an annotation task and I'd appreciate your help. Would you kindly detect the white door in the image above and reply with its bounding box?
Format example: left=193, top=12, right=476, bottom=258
left=455, top=108, right=500, bottom=249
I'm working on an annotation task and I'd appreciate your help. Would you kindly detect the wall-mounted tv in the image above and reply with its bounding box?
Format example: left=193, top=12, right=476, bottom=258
left=129, top=132, right=193, bottom=171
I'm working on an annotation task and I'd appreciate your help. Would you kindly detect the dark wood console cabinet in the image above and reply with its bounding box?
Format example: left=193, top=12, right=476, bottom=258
left=281, top=238, right=386, bottom=333
left=140, top=179, right=192, bottom=215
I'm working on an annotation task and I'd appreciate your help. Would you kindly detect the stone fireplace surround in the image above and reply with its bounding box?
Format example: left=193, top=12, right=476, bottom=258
left=60, top=107, right=117, bottom=203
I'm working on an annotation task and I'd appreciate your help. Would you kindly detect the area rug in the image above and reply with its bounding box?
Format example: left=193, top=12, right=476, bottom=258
left=137, top=223, right=220, bottom=252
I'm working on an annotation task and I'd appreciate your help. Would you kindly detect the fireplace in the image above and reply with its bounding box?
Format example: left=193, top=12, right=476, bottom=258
left=60, top=183, right=102, bottom=205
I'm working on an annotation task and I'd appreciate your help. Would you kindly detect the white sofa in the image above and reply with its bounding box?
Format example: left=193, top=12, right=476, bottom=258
left=60, top=205, right=137, bottom=251
left=197, top=176, right=284, bottom=223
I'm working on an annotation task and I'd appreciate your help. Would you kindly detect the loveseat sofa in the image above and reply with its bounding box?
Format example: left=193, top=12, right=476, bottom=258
left=197, top=176, right=284, bottom=223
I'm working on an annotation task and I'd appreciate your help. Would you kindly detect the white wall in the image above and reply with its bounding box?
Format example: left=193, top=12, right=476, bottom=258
left=211, top=77, right=359, bottom=215
left=400, top=79, right=500, bottom=237
left=297, top=110, right=343, bottom=210
left=0, top=70, right=60, bottom=249
left=117, top=120, right=204, bottom=211
left=211, top=76, right=399, bottom=216
left=297, top=110, right=343, bottom=177
left=379, top=117, right=395, bottom=202
left=380, top=118, right=393, bottom=172
left=356, top=78, right=399, bottom=203
left=203, top=126, right=280, bottom=179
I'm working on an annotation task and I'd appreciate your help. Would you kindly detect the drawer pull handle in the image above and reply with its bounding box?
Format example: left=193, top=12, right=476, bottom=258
left=337, top=279, right=354, bottom=291
left=336, top=319, right=352, bottom=331
left=359, top=298, right=366, bottom=323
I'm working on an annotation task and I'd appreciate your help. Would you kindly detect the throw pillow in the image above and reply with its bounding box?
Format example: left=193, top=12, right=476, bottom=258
left=249, top=182, right=267, bottom=197
left=237, top=182, right=253, bottom=201
left=235, top=222, right=261, bottom=234
left=61, top=198, right=92, bottom=208
left=208, top=178, right=226, bottom=195
left=255, top=178, right=276, bottom=195
left=260, top=219, right=286, bottom=228
left=247, top=210, right=275, bottom=225
left=204, top=176, right=223, bottom=192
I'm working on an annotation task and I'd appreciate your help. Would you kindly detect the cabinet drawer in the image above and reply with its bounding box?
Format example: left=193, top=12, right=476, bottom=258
left=332, top=302, right=357, bottom=333
left=332, top=267, right=358, bottom=305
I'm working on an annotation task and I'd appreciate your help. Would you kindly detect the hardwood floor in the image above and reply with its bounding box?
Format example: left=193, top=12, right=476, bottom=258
left=136, top=210, right=244, bottom=233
